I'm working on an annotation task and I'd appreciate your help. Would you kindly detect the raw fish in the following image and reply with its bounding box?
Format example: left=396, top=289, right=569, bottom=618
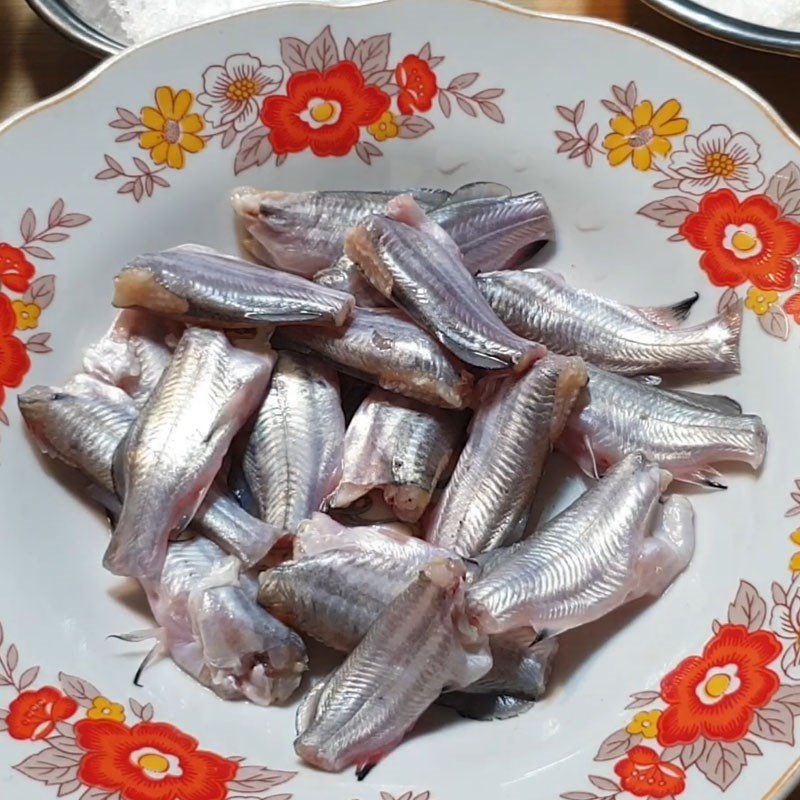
left=427, top=354, right=588, bottom=556
left=104, top=327, right=274, bottom=579
left=346, top=195, right=542, bottom=371
left=273, top=308, right=474, bottom=410
left=294, top=558, right=491, bottom=773
left=113, top=244, right=354, bottom=328
left=330, top=387, right=466, bottom=522
left=242, top=352, right=345, bottom=532
left=466, top=453, right=695, bottom=635
left=560, top=366, right=767, bottom=487
left=478, top=267, right=741, bottom=375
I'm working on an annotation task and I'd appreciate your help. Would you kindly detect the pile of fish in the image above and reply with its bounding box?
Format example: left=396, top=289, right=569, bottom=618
left=19, top=181, right=767, bottom=777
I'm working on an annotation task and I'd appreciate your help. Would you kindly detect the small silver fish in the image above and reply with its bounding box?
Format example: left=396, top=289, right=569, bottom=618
left=259, top=514, right=453, bottom=651
left=477, top=267, right=742, bottom=375
left=346, top=195, right=543, bottom=371
left=426, top=354, right=588, bottom=556
left=560, top=366, right=767, bottom=487
left=466, top=453, right=695, bottom=636
left=330, top=387, right=466, bottom=522
left=264, top=515, right=555, bottom=704
left=19, top=377, right=282, bottom=568
left=294, top=558, right=491, bottom=773
left=104, top=328, right=275, bottom=579
left=141, top=536, right=307, bottom=704
left=313, top=256, right=389, bottom=308
left=242, top=352, right=345, bottom=532
left=273, top=307, right=474, bottom=409
left=429, top=191, right=553, bottom=274
left=113, top=244, right=354, bottom=328
left=232, top=186, right=452, bottom=276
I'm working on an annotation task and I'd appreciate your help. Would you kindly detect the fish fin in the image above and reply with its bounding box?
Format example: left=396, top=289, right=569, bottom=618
left=633, top=374, right=662, bottom=386
left=133, top=641, right=164, bottom=687
left=635, top=495, right=695, bottom=599
left=660, top=388, right=743, bottom=416
left=355, top=762, right=378, bottom=781
left=295, top=679, right=328, bottom=735
left=676, top=465, right=728, bottom=491
left=439, top=692, right=536, bottom=720
left=443, top=182, right=512, bottom=204
left=111, top=429, right=131, bottom=498
left=87, top=485, right=122, bottom=519
left=633, top=292, right=699, bottom=327
left=107, top=628, right=163, bottom=643
left=584, top=435, right=600, bottom=480
left=700, top=299, right=743, bottom=374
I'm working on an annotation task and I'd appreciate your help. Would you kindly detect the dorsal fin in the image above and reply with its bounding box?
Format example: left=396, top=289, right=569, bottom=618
left=633, top=292, right=700, bottom=328
left=660, top=388, right=743, bottom=416
left=440, top=182, right=512, bottom=206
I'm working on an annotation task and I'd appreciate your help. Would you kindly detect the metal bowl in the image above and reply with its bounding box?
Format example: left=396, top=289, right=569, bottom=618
left=643, top=0, right=800, bottom=55
left=26, top=0, right=125, bottom=55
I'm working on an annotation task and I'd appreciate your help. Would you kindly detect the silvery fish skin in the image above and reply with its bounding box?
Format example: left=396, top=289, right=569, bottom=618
left=18, top=377, right=137, bottom=491
left=262, top=515, right=554, bottom=702
left=466, top=453, right=695, bottom=636
left=259, top=514, right=454, bottom=651
left=113, top=244, right=354, bottom=328
left=82, top=309, right=178, bottom=408
left=232, top=187, right=452, bottom=276
left=313, top=256, right=389, bottom=309
left=104, top=328, right=275, bottom=579
left=346, top=196, right=543, bottom=371
left=142, top=536, right=307, bottom=705
left=560, top=366, right=767, bottom=486
left=273, top=308, right=474, bottom=410
left=294, top=558, right=491, bottom=773
left=478, top=267, right=742, bottom=375
left=242, top=352, right=345, bottom=532
left=19, top=378, right=282, bottom=568
left=330, top=387, right=466, bottom=522
left=426, top=354, right=588, bottom=557
left=429, top=191, right=554, bottom=274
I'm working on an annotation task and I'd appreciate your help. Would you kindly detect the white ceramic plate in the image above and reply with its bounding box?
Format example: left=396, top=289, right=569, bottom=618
left=2, top=2, right=800, bottom=798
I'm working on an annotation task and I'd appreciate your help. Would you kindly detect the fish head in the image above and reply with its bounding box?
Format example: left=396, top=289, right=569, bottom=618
left=17, top=385, right=70, bottom=448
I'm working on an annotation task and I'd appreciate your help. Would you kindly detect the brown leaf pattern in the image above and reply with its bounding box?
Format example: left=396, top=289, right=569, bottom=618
left=58, top=672, right=101, bottom=708
left=728, top=580, right=768, bottom=631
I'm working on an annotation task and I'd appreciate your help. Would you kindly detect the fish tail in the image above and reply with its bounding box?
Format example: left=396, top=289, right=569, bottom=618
left=704, top=300, right=743, bottom=374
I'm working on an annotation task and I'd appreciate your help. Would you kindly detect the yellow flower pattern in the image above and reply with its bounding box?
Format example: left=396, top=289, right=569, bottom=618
left=626, top=709, right=662, bottom=739
left=745, top=287, right=779, bottom=316
left=86, top=696, right=126, bottom=723
left=368, top=111, right=400, bottom=143
left=603, top=100, right=688, bottom=171
left=12, top=301, right=40, bottom=331
left=139, top=87, right=206, bottom=170
left=790, top=529, right=800, bottom=572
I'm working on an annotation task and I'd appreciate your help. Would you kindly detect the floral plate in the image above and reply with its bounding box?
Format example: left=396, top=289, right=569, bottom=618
left=2, top=1, right=800, bottom=798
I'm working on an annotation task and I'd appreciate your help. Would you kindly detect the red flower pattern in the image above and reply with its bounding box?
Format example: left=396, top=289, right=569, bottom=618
left=0, top=244, right=35, bottom=293
left=680, top=189, right=800, bottom=292
left=658, top=624, right=782, bottom=746
left=7, top=686, right=77, bottom=740
left=614, top=746, right=687, bottom=798
left=0, top=292, right=31, bottom=408
left=261, top=61, right=389, bottom=157
left=395, top=54, right=438, bottom=115
left=74, top=719, right=238, bottom=800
